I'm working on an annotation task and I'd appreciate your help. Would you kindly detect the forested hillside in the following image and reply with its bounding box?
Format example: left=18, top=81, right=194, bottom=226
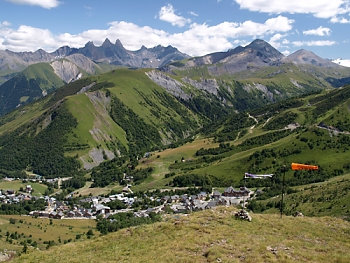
left=0, top=68, right=349, bottom=193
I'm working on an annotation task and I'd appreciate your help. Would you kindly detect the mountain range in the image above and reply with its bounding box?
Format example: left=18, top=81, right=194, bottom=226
left=0, top=38, right=189, bottom=83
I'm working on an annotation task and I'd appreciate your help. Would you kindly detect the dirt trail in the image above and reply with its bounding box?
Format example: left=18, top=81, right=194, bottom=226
left=248, top=113, right=258, bottom=133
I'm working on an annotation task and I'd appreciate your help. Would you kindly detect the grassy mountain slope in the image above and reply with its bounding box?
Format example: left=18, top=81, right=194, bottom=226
left=126, top=85, right=350, bottom=194
left=0, top=59, right=120, bottom=117
left=13, top=207, right=350, bottom=263
left=0, top=68, right=208, bottom=175
left=164, top=63, right=332, bottom=114
left=0, top=69, right=349, bottom=185
left=255, top=173, right=350, bottom=218
left=0, top=63, right=64, bottom=116
left=232, top=63, right=332, bottom=90
left=23, top=63, right=64, bottom=90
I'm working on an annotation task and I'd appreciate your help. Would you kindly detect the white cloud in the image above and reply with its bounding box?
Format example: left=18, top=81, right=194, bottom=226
left=0, top=16, right=294, bottom=56
left=6, top=0, right=61, bottom=9
left=282, top=50, right=290, bottom=56
left=234, top=0, right=350, bottom=19
left=332, top=58, right=350, bottom=67
left=292, top=40, right=336, bottom=47
left=268, top=33, right=287, bottom=49
left=157, top=4, right=191, bottom=27
left=0, top=21, right=12, bottom=27
left=330, top=16, right=350, bottom=23
left=303, top=26, right=332, bottom=36
left=2, top=25, right=56, bottom=51
left=189, top=11, right=198, bottom=17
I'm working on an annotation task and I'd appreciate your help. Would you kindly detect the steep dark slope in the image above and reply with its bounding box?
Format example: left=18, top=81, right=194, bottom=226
left=0, top=63, right=64, bottom=116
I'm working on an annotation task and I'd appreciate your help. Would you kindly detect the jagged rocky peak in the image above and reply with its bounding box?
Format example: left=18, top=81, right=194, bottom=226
left=114, top=39, right=125, bottom=49
left=164, top=45, right=177, bottom=50
left=102, top=38, right=113, bottom=47
left=53, top=45, right=72, bottom=57
left=151, top=44, right=164, bottom=52
left=246, top=39, right=284, bottom=58
left=85, top=41, right=95, bottom=48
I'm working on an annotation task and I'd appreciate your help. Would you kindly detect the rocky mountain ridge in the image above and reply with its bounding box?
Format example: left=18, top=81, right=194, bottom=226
left=0, top=38, right=189, bottom=79
left=172, top=39, right=343, bottom=76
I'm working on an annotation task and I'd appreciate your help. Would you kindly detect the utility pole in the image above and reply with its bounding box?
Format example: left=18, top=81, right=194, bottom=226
left=242, top=175, right=246, bottom=211
left=280, top=164, right=286, bottom=219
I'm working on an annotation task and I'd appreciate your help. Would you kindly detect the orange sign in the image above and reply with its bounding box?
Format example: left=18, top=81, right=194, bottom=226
left=291, top=163, right=318, bottom=171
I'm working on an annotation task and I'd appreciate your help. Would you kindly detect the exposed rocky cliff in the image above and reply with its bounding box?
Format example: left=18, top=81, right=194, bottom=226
left=243, top=83, right=275, bottom=101
left=181, top=77, right=219, bottom=96
left=145, top=70, right=190, bottom=100
left=66, top=54, right=97, bottom=74
left=51, top=60, right=82, bottom=83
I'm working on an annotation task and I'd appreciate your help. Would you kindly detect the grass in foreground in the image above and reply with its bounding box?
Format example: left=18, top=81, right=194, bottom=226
left=13, top=207, right=350, bottom=263
left=0, top=215, right=97, bottom=251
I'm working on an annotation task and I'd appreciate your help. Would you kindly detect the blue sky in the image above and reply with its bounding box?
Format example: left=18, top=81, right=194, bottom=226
left=1, top=0, right=350, bottom=65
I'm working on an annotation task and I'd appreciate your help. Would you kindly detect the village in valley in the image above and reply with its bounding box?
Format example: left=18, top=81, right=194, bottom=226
left=0, top=176, right=254, bottom=220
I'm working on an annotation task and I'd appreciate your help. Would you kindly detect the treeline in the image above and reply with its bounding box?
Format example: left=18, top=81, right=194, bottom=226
left=263, top=111, right=298, bottom=130
left=0, top=198, right=46, bottom=215
left=0, top=169, right=27, bottom=179
left=109, top=94, right=162, bottom=158
left=96, top=212, right=161, bottom=235
left=61, top=176, right=86, bottom=192
left=178, top=95, right=229, bottom=122
left=44, top=78, right=93, bottom=108
left=90, top=157, right=127, bottom=188
left=90, top=157, right=153, bottom=187
left=250, top=97, right=305, bottom=117
left=171, top=174, right=221, bottom=190
left=199, top=111, right=255, bottom=141
left=137, top=89, right=199, bottom=139
left=214, top=113, right=255, bottom=142
left=0, top=105, right=81, bottom=177
left=311, top=85, right=350, bottom=117
left=240, top=129, right=294, bottom=149
left=195, top=142, right=234, bottom=156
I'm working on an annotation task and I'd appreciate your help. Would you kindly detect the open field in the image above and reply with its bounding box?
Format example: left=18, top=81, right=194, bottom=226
left=0, top=180, right=48, bottom=197
left=0, top=214, right=98, bottom=251
left=12, top=206, right=350, bottom=263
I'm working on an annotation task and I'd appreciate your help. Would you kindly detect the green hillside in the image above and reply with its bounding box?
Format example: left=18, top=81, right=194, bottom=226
left=252, top=173, right=350, bottom=219
left=12, top=207, right=350, bottom=263
left=0, top=69, right=349, bottom=191
left=0, top=63, right=64, bottom=116
left=120, top=85, right=350, bottom=197
left=0, top=68, right=207, bottom=177
left=23, top=63, right=64, bottom=91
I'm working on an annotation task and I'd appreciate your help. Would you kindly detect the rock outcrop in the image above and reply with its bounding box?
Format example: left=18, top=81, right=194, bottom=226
left=145, top=70, right=190, bottom=100
left=51, top=60, right=82, bottom=83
